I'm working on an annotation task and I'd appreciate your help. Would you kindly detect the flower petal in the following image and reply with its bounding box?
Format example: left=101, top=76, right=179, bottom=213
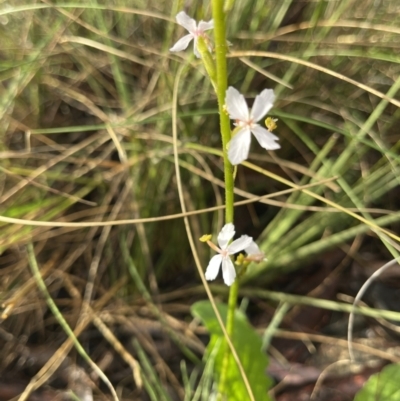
left=251, top=125, right=280, bottom=150
left=228, top=235, right=253, bottom=254
left=225, top=87, right=249, bottom=121
left=169, top=34, right=194, bottom=53
left=245, top=240, right=262, bottom=256
left=251, top=89, right=275, bottom=122
left=176, top=11, right=197, bottom=33
left=246, top=241, right=266, bottom=262
left=217, top=223, right=235, bottom=249
left=205, top=254, right=222, bottom=281
left=198, top=19, right=214, bottom=31
left=228, top=127, right=252, bottom=165
left=221, top=257, right=236, bottom=286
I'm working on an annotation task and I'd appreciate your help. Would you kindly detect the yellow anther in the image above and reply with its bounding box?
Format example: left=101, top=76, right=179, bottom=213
left=235, top=253, right=246, bottom=266
left=265, top=117, right=278, bottom=131
left=199, top=234, right=212, bottom=242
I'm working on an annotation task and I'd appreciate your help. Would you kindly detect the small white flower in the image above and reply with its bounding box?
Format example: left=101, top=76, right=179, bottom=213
left=225, top=87, right=280, bottom=165
left=204, top=223, right=253, bottom=286
left=245, top=240, right=267, bottom=263
left=169, top=11, right=214, bottom=58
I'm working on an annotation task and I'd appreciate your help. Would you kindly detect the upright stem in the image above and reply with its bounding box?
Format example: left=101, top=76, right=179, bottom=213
left=210, top=1, right=239, bottom=399
left=211, top=0, right=234, bottom=225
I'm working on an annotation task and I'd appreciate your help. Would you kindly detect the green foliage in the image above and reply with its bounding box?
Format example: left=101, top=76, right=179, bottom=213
left=191, top=300, right=272, bottom=401
left=354, top=364, right=400, bottom=401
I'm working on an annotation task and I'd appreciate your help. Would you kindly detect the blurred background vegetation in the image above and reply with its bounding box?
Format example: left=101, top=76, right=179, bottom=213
left=0, top=0, right=399, bottom=400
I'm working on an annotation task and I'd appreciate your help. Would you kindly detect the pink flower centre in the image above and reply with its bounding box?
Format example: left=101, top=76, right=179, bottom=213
left=236, top=118, right=255, bottom=128
left=220, top=249, right=229, bottom=258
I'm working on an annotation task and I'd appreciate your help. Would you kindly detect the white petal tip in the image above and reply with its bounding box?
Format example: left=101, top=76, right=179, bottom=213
left=205, top=269, right=218, bottom=281
left=222, top=260, right=237, bottom=286
left=224, top=278, right=235, bottom=286
left=205, top=273, right=216, bottom=281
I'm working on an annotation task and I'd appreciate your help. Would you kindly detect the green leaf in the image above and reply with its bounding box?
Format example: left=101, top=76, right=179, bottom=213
left=354, top=363, right=400, bottom=401
left=191, top=300, right=272, bottom=401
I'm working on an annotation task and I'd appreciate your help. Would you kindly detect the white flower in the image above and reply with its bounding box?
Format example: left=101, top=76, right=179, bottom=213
left=169, top=11, right=214, bottom=58
left=205, top=223, right=253, bottom=286
left=225, top=87, right=280, bottom=165
left=245, top=240, right=266, bottom=263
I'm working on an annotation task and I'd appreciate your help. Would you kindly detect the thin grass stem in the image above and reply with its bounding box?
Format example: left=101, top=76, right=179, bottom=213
left=26, top=242, right=119, bottom=401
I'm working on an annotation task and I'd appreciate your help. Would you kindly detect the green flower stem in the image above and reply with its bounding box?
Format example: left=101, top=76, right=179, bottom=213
left=210, top=0, right=239, bottom=399
left=197, top=36, right=217, bottom=88
left=218, top=278, right=239, bottom=397
left=211, top=0, right=234, bottom=225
